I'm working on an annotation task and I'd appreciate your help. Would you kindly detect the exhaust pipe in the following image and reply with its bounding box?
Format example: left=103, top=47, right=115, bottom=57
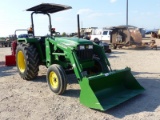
left=77, top=14, right=80, bottom=38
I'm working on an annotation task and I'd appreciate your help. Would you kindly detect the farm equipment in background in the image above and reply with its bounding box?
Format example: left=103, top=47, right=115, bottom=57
left=5, top=29, right=27, bottom=66
left=110, top=25, right=143, bottom=49
left=0, top=34, right=17, bottom=48
left=16, top=3, right=145, bottom=111
left=110, top=26, right=158, bottom=49
left=0, top=37, right=11, bottom=47
left=5, top=35, right=17, bottom=66
left=155, top=29, right=160, bottom=39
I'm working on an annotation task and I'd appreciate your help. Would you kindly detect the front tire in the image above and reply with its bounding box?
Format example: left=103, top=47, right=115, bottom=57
left=16, top=43, right=39, bottom=80
left=47, top=64, right=67, bottom=95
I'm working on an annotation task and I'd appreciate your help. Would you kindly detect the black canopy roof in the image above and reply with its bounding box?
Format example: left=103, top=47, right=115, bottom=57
left=26, top=3, right=72, bottom=13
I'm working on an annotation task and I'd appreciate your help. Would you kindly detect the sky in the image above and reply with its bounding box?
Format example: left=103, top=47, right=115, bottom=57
left=0, top=0, right=160, bottom=37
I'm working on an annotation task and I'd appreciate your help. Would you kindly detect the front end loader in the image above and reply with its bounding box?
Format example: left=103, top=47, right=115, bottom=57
left=16, top=3, right=145, bottom=111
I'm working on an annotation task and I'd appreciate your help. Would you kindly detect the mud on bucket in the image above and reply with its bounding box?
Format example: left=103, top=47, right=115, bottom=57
left=79, top=68, right=145, bottom=111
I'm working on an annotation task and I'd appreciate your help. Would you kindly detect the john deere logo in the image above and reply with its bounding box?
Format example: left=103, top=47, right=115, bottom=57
left=86, top=45, right=89, bottom=49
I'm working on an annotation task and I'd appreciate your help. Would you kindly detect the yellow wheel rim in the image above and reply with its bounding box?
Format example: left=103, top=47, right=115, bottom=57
left=17, top=51, right=26, bottom=73
left=49, top=71, right=59, bottom=88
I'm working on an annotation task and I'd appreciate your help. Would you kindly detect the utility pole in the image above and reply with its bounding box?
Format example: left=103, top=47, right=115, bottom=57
left=126, top=0, right=128, bottom=28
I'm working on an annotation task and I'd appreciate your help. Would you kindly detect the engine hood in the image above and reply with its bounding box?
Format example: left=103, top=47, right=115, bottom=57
left=55, top=37, right=93, bottom=47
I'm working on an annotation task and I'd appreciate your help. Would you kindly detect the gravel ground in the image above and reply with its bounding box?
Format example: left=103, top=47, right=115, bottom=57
left=0, top=39, right=160, bottom=120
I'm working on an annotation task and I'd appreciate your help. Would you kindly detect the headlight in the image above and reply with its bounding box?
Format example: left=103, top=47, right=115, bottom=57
left=79, top=45, right=85, bottom=50
left=88, top=45, right=93, bottom=49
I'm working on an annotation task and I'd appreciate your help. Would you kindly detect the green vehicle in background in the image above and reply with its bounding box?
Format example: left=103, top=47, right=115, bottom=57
left=16, top=3, right=145, bottom=111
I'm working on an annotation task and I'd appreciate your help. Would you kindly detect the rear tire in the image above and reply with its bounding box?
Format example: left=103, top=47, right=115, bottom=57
left=16, top=43, right=39, bottom=80
left=47, top=64, right=67, bottom=95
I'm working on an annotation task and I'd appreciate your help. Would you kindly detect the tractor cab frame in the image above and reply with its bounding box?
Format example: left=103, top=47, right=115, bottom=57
left=26, top=3, right=72, bottom=36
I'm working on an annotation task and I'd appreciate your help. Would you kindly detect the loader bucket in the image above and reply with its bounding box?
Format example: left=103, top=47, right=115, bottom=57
left=79, top=68, right=145, bottom=111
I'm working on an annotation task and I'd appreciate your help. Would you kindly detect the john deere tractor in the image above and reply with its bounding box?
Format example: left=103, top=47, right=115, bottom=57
left=16, top=3, right=145, bottom=111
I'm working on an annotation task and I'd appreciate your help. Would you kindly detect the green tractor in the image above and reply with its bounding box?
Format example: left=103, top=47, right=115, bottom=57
left=16, top=3, right=145, bottom=111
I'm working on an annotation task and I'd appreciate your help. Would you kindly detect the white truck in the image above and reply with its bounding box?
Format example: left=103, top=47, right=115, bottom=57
left=90, top=29, right=112, bottom=44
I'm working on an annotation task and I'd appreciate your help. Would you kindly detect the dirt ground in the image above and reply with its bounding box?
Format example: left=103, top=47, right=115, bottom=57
left=0, top=38, right=160, bottom=120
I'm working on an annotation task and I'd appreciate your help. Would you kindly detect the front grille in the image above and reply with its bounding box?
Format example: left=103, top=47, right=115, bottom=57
left=76, top=49, right=93, bottom=60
